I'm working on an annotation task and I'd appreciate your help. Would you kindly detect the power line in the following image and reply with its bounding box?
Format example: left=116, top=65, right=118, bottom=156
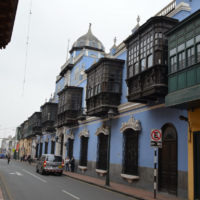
left=22, top=0, right=33, bottom=97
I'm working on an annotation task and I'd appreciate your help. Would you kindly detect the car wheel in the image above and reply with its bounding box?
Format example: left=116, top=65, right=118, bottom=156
left=36, top=166, right=39, bottom=173
left=58, top=172, right=62, bottom=176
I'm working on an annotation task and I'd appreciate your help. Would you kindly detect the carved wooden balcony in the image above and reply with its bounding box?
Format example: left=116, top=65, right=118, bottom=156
left=28, top=112, right=42, bottom=137
left=0, top=0, right=19, bottom=49
left=77, top=108, right=87, bottom=121
left=22, top=120, right=29, bottom=138
left=41, top=102, right=58, bottom=132
left=57, top=86, right=83, bottom=127
left=85, top=57, right=124, bottom=117
left=124, top=16, right=179, bottom=103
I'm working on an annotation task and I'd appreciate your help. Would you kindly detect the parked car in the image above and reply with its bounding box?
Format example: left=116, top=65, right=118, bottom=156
left=36, top=154, right=64, bottom=176
left=0, top=154, right=4, bottom=159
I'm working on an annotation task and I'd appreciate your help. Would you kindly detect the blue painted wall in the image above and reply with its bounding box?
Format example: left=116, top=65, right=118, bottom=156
left=65, top=105, right=188, bottom=172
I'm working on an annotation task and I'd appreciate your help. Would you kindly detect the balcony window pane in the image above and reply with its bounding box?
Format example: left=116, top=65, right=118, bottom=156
left=129, top=66, right=133, bottom=77
left=147, top=55, right=153, bottom=68
left=88, top=90, right=90, bottom=98
left=178, top=43, right=185, bottom=52
left=170, top=56, right=177, bottom=73
left=197, top=44, right=200, bottom=62
left=115, top=83, right=120, bottom=92
left=186, top=38, right=194, bottom=47
left=155, top=51, right=162, bottom=64
left=196, top=35, right=200, bottom=43
left=91, top=89, right=93, bottom=96
left=135, top=63, right=139, bottom=75
left=141, top=59, right=146, bottom=71
left=170, top=48, right=176, bottom=56
left=98, top=85, right=101, bottom=93
left=187, top=47, right=195, bottom=66
left=179, top=52, right=185, bottom=70
left=95, top=86, right=97, bottom=95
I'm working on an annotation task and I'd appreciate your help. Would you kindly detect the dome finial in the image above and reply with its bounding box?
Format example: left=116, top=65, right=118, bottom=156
left=114, top=37, right=117, bottom=45
left=89, top=23, right=91, bottom=28
left=137, top=15, right=140, bottom=25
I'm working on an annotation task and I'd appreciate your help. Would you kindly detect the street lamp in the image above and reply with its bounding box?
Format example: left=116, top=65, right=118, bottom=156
left=106, top=109, right=115, bottom=186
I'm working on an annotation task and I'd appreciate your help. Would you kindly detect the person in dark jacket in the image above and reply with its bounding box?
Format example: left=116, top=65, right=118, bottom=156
left=70, top=156, right=75, bottom=173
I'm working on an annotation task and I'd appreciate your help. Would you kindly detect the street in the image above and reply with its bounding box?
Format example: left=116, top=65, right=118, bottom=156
left=0, top=159, right=135, bottom=200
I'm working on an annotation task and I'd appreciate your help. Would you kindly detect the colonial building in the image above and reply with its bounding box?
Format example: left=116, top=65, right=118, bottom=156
left=165, top=8, right=200, bottom=200
left=17, top=0, right=200, bottom=199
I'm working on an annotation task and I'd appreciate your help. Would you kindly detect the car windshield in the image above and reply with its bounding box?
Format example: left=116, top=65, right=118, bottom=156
left=47, top=155, right=62, bottom=162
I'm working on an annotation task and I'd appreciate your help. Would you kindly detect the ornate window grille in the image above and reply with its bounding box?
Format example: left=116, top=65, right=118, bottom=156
left=51, top=141, right=55, bottom=154
left=79, top=136, right=88, bottom=166
left=45, top=142, right=48, bottom=154
left=35, top=143, right=39, bottom=158
left=122, top=129, right=138, bottom=175
left=60, top=135, right=64, bottom=156
left=67, top=138, right=74, bottom=159
left=96, top=133, right=108, bottom=170
left=39, top=143, right=43, bottom=158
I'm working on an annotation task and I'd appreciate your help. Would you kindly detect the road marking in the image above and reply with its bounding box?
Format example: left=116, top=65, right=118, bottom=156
left=62, top=190, right=80, bottom=199
left=10, top=172, right=22, bottom=176
left=22, top=169, right=46, bottom=183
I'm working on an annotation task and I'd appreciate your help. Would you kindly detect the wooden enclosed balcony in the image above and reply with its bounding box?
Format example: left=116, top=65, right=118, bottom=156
left=124, top=16, right=179, bottom=103
left=85, top=57, right=124, bottom=117
left=57, top=86, right=83, bottom=127
left=41, top=102, right=58, bottom=132
left=28, top=112, right=42, bottom=136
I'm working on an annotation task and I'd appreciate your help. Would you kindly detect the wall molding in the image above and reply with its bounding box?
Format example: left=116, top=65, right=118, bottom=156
left=95, top=122, right=109, bottom=136
left=167, top=2, right=191, bottom=17
left=78, top=126, right=89, bottom=138
left=66, top=130, right=75, bottom=140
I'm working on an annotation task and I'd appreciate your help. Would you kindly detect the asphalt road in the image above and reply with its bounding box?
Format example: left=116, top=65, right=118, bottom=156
left=0, top=159, right=136, bottom=200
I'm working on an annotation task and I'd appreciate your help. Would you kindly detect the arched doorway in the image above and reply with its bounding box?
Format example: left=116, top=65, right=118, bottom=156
left=158, top=123, right=177, bottom=196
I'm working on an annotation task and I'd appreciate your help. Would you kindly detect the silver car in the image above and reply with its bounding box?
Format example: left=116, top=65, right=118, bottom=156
left=36, top=154, right=64, bottom=176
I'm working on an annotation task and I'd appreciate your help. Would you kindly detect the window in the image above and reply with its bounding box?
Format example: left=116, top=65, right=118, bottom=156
left=79, top=136, right=88, bottom=167
left=45, top=142, right=48, bottom=154
left=92, top=43, right=95, bottom=47
left=35, top=143, right=39, bottom=158
left=147, top=55, right=153, bottom=68
left=187, top=47, right=194, bottom=66
left=134, top=62, right=139, bottom=74
left=178, top=52, right=185, bottom=70
left=90, top=88, right=93, bottom=96
left=122, top=129, right=138, bottom=175
left=39, top=143, right=43, bottom=158
left=95, top=86, right=97, bottom=95
left=96, top=133, right=108, bottom=170
left=197, top=44, right=200, bottom=63
left=88, top=90, right=90, bottom=98
left=155, top=51, right=162, bottom=64
left=80, top=42, right=84, bottom=46
left=98, top=84, right=101, bottom=93
left=67, top=138, right=74, bottom=159
left=170, top=56, right=177, bottom=73
left=51, top=141, right=55, bottom=154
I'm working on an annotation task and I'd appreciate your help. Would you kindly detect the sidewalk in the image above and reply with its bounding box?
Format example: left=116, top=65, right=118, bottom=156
left=0, top=187, right=3, bottom=200
left=17, top=160, right=184, bottom=200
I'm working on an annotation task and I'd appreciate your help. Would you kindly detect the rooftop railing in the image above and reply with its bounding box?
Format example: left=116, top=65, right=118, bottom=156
left=155, top=0, right=176, bottom=16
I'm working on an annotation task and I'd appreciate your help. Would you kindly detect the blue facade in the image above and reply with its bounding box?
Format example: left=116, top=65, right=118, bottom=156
left=32, top=1, right=200, bottom=198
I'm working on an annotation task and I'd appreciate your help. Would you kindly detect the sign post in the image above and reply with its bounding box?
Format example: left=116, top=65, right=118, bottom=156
left=151, top=129, right=162, bottom=199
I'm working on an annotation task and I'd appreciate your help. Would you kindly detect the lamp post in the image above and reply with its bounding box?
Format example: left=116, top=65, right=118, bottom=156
left=106, top=109, right=114, bottom=186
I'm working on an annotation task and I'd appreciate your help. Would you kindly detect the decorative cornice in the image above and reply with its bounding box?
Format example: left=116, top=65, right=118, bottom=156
left=56, top=126, right=67, bottom=137
left=119, top=115, right=141, bottom=133
left=78, top=126, right=89, bottom=138
left=44, top=137, right=49, bottom=143
left=95, top=122, right=109, bottom=136
left=167, top=2, right=191, bottom=18
left=66, top=130, right=75, bottom=140
left=51, top=136, right=55, bottom=142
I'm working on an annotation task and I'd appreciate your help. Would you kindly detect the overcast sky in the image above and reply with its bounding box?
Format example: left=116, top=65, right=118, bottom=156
left=0, top=0, right=171, bottom=140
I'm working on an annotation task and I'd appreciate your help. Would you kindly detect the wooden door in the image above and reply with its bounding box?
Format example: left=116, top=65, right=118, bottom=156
left=159, top=124, right=177, bottom=196
left=194, top=131, right=200, bottom=199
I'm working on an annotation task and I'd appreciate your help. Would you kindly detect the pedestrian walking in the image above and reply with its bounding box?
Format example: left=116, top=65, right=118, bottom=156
left=70, top=156, right=75, bottom=173
left=65, top=156, right=70, bottom=172
left=7, top=154, right=10, bottom=164
left=25, top=155, right=27, bottom=162
left=23, top=155, right=25, bottom=161
left=27, top=155, right=31, bottom=164
left=20, top=156, right=22, bottom=162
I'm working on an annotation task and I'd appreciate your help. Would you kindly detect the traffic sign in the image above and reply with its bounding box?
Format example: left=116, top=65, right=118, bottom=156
left=151, top=129, right=162, bottom=148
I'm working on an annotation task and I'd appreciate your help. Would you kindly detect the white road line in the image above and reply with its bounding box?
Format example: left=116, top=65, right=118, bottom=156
left=62, top=190, right=80, bottom=199
left=22, top=169, right=46, bottom=183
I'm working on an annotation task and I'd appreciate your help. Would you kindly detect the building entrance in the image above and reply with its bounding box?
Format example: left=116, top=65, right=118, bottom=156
left=159, top=124, right=177, bottom=196
left=194, top=131, right=200, bottom=199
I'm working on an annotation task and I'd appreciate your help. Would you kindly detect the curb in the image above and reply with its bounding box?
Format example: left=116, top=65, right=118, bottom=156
left=62, top=173, right=146, bottom=200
